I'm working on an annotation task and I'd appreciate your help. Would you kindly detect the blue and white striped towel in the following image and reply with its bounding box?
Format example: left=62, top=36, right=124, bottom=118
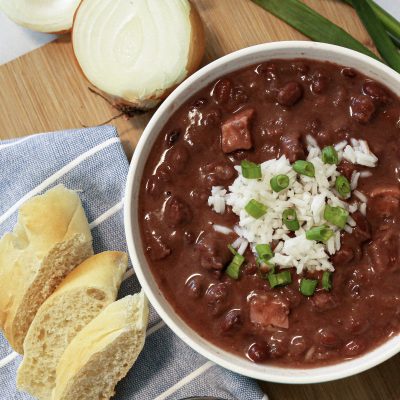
left=0, top=126, right=267, bottom=400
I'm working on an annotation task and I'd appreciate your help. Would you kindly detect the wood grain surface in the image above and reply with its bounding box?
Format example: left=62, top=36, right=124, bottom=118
left=0, top=1, right=399, bottom=399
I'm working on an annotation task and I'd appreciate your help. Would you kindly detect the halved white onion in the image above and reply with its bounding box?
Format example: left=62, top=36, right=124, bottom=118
left=0, top=0, right=81, bottom=33
left=72, top=0, right=205, bottom=110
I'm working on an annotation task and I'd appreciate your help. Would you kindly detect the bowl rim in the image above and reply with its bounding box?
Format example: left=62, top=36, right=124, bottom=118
left=124, top=40, right=400, bottom=384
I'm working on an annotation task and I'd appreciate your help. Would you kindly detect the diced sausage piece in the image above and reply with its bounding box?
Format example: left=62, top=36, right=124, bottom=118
left=195, top=232, right=232, bottom=271
left=205, top=282, right=231, bottom=316
left=368, top=226, right=400, bottom=271
left=363, top=80, right=391, bottom=105
left=164, top=196, right=192, bottom=228
left=311, top=292, right=339, bottom=312
left=337, top=160, right=357, bottom=180
left=369, top=185, right=400, bottom=219
left=277, top=82, right=303, bottom=106
left=350, top=95, right=376, bottom=124
left=249, top=294, right=289, bottom=329
left=221, top=109, right=255, bottom=153
left=280, top=131, right=305, bottom=163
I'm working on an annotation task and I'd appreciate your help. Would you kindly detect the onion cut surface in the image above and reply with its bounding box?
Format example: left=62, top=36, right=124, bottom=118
left=0, top=0, right=81, bottom=33
left=72, top=0, right=205, bottom=110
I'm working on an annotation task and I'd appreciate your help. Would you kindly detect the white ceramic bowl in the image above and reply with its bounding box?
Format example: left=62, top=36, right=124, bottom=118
left=124, top=41, right=400, bottom=384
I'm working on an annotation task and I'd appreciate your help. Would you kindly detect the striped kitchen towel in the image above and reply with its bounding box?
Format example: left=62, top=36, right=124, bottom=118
left=0, top=126, right=267, bottom=400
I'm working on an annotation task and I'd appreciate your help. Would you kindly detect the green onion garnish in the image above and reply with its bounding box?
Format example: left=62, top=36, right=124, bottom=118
left=268, top=270, right=292, bottom=288
left=321, top=146, right=339, bottom=165
left=251, top=0, right=378, bottom=60
left=282, top=208, right=300, bottom=231
left=227, top=244, right=237, bottom=255
left=245, top=199, right=267, bottom=219
left=226, top=253, right=245, bottom=279
left=306, top=225, right=334, bottom=242
left=241, top=160, right=262, bottom=179
left=335, top=175, right=351, bottom=198
left=351, top=0, right=400, bottom=73
left=324, top=204, right=349, bottom=229
left=292, top=160, right=315, bottom=177
left=322, top=271, right=333, bottom=291
left=255, top=244, right=274, bottom=262
left=270, top=174, right=289, bottom=192
left=300, top=278, right=318, bottom=296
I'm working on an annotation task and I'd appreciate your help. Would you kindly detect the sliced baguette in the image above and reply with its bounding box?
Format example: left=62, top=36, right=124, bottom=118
left=52, top=292, right=149, bottom=400
left=17, top=251, right=128, bottom=400
left=0, top=184, right=93, bottom=353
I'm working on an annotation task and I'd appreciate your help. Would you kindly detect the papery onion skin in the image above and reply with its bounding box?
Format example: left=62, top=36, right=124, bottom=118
left=72, top=0, right=205, bottom=111
left=0, top=0, right=81, bottom=33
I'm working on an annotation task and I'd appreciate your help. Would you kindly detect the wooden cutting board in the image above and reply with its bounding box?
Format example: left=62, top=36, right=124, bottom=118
left=0, top=1, right=399, bottom=399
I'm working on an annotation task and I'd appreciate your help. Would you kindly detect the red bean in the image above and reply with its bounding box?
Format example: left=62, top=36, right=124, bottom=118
left=221, top=309, right=242, bottom=333
left=288, top=335, right=308, bottom=357
left=341, top=67, right=357, bottom=78
left=145, top=235, right=171, bottom=261
left=165, top=130, right=180, bottom=147
left=164, top=145, right=189, bottom=174
left=145, top=175, right=164, bottom=197
left=363, top=80, right=391, bottom=104
left=189, top=188, right=209, bottom=205
left=311, top=292, right=339, bottom=312
left=311, top=72, right=330, bottom=94
left=316, top=328, right=341, bottom=348
left=350, top=95, right=376, bottom=124
left=196, top=232, right=232, bottom=271
left=268, top=331, right=289, bottom=358
left=212, top=79, right=233, bottom=104
left=342, top=338, right=366, bottom=357
left=277, top=82, right=303, bottom=106
left=185, top=275, right=205, bottom=299
left=164, top=196, right=192, bottom=228
left=280, top=131, right=305, bottom=163
left=247, top=343, right=268, bottom=362
left=205, top=283, right=231, bottom=316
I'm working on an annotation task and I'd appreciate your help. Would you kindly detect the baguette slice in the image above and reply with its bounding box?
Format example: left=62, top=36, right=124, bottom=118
left=17, top=251, right=128, bottom=400
left=0, top=184, right=93, bottom=353
left=52, top=292, right=149, bottom=400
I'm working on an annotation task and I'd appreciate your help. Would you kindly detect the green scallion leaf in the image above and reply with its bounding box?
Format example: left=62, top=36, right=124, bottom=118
left=335, top=175, right=351, bottom=198
left=268, top=270, right=292, bottom=288
left=282, top=208, right=300, bottom=231
left=293, top=160, right=315, bottom=177
left=321, top=146, right=339, bottom=165
left=241, top=160, right=262, bottom=179
left=251, top=0, right=378, bottom=60
left=226, top=253, right=245, bottom=279
left=245, top=199, right=268, bottom=219
left=227, top=244, right=237, bottom=255
left=300, top=278, right=318, bottom=296
left=255, top=243, right=274, bottom=262
left=322, top=271, right=333, bottom=291
left=324, top=204, right=349, bottom=229
left=270, top=174, right=290, bottom=192
left=351, top=0, right=400, bottom=72
left=306, top=225, right=334, bottom=242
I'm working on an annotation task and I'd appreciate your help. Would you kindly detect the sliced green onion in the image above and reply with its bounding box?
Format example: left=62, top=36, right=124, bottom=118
left=322, top=271, right=333, bottom=291
left=282, top=208, right=300, bottom=231
left=270, top=174, right=289, bottom=192
left=306, top=225, right=334, bottom=242
left=292, top=160, right=315, bottom=177
left=324, top=204, right=349, bottom=229
left=227, top=244, right=237, bottom=255
left=255, top=243, right=274, bottom=262
left=226, top=253, right=245, bottom=279
left=300, top=278, right=318, bottom=296
left=321, top=146, right=339, bottom=165
left=335, top=175, right=351, bottom=198
left=251, top=0, right=378, bottom=60
left=351, top=0, right=400, bottom=73
left=268, top=270, right=292, bottom=288
left=245, top=199, right=267, bottom=219
left=343, top=0, right=400, bottom=46
left=241, top=160, right=262, bottom=179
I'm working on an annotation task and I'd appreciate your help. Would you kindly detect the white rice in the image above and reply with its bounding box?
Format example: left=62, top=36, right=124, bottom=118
left=208, top=138, right=377, bottom=273
left=359, top=202, right=367, bottom=216
left=213, top=224, right=233, bottom=235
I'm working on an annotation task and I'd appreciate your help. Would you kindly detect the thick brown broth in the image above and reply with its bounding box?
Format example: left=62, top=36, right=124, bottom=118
left=139, top=59, right=400, bottom=366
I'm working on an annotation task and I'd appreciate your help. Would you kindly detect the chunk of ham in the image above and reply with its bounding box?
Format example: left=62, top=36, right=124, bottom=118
left=249, top=294, right=289, bottom=329
left=221, top=108, right=255, bottom=153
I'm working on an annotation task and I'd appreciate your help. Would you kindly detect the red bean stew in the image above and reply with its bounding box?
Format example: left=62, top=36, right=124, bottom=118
left=139, top=59, right=400, bottom=366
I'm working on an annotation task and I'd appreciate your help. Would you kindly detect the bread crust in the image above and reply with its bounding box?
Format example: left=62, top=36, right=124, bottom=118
left=0, top=185, right=93, bottom=353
